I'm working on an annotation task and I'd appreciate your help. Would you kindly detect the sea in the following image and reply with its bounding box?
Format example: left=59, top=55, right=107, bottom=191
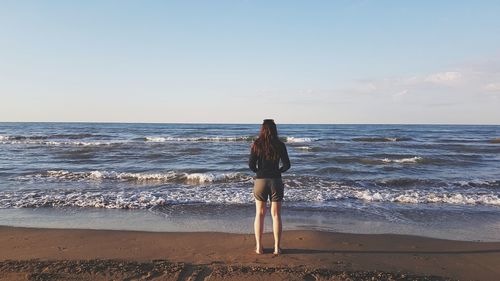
left=1, top=123, right=499, bottom=241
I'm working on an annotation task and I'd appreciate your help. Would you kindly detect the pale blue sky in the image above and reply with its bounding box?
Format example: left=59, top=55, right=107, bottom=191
left=1, top=0, right=499, bottom=124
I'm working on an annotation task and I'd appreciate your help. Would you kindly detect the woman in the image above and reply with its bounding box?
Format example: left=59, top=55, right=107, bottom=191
left=249, top=119, right=291, bottom=255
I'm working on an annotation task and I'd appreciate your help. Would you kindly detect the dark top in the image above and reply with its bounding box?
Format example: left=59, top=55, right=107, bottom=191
left=248, top=140, right=291, bottom=178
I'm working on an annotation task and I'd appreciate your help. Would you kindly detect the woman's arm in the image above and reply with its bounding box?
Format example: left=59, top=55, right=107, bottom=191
left=249, top=146, right=259, bottom=173
left=279, top=143, right=291, bottom=173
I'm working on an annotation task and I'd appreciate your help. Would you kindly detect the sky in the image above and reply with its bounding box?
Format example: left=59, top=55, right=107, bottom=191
left=1, top=0, right=500, bottom=124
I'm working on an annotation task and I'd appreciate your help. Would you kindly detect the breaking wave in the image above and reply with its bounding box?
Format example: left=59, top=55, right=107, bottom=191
left=0, top=135, right=119, bottom=146
left=1, top=134, right=316, bottom=145
left=144, top=136, right=316, bottom=143
left=284, top=137, right=317, bottom=143
left=0, top=140, right=118, bottom=146
left=381, top=156, right=423, bottom=164
left=352, top=137, right=412, bottom=142
left=0, top=133, right=109, bottom=140
left=143, top=136, right=254, bottom=142
left=1, top=181, right=500, bottom=209
left=16, top=170, right=253, bottom=184
left=333, top=156, right=425, bottom=165
left=294, top=146, right=314, bottom=151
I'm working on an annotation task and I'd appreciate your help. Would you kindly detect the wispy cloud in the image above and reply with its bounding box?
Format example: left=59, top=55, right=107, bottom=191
left=341, top=56, right=500, bottom=102
left=236, top=56, right=500, bottom=110
left=484, top=83, right=500, bottom=92
left=425, top=71, right=462, bottom=83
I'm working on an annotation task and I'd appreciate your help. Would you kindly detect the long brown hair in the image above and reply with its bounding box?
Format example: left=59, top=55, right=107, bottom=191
left=251, top=119, right=280, bottom=160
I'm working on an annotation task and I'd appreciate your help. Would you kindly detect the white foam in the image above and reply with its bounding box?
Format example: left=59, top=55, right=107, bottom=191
left=381, top=156, right=422, bottom=164
left=4, top=176, right=500, bottom=209
left=50, top=141, right=115, bottom=146
left=1, top=135, right=315, bottom=145
left=0, top=186, right=255, bottom=209
left=285, top=137, right=316, bottom=143
left=0, top=185, right=500, bottom=209
left=17, top=170, right=252, bottom=184
left=352, top=137, right=411, bottom=142
left=295, top=146, right=313, bottom=151
left=145, top=137, right=168, bottom=142
left=347, top=189, right=500, bottom=206
left=144, top=136, right=252, bottom=142
left=457, top=180, right=500, bottom=187
left=7, top=170, right=500, bottom=209
left=185, top=172, right=245, bottom=183
left=0, top=140, right=116, bottom=146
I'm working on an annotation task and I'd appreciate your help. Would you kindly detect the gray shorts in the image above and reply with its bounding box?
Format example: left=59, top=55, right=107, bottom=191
left=253, top=178, right=284, bottom=202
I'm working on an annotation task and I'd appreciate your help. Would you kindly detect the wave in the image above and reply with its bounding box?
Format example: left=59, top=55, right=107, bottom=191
left=0, top=140, right=117, bottom=146
left=16, top=170, right=253, bottom=184
left=0, top=135, right=48, bottom=141
left=333, top=156, right=424, bottom=165
left=345, top=189, right=500, bottom=206
left=381, top=156, right=423, bottom=164
left=143, top=136, right=316, bottom=143
left=1, top=134, right=315, bottom=145
left=284, top=137, right=317, bottom=143
left=0, top=133, right=109, bottom=140
left=285, top=181, right=500, bottom=206
left=294, top=146, right=314, bottom=151
left=375, top=178, right=442, bottom=187
left=352, top=137, right=412, bottom=142
left=48, top=133, right=111, bottom=139
left=143, top=136, right=254, bottom=142
left=374, top=178, right=500, bottom=189
left=0, top=188, right=252, bottom=209
left=2, top=182, right=500, bottom=209
left=316, top=167, right=358, bottom=174
left=457, top=180, right=500, bottom=188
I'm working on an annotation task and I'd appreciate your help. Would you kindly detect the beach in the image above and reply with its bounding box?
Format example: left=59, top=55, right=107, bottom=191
left=1, top=123, right=500, bottom=280
left=3, top=0, right=500, bottom=278
left=1, top=226, right=500, bottom=280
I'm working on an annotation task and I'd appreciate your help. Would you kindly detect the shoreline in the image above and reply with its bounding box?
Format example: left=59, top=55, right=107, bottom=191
left=2, top=206, right=500, bottom=242
left=1, top=226, right=500, bottom=280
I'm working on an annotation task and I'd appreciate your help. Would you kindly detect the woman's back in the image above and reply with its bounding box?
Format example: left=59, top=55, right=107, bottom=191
left=249, top=139, right=290, bottom=178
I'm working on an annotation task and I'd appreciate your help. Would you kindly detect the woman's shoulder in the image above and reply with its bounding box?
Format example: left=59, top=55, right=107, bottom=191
left=250, top=138, right=261, bottom=151
left=275, top=138, right=286, bottom=147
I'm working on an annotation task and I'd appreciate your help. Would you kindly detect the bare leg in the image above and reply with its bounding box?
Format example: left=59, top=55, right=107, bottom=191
left=254, top=200, right=267, bottom=254
left=271, top=201, right=282, bottom=254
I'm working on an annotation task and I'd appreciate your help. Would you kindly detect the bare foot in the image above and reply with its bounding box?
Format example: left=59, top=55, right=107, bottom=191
left=255, top=247, right=264, bottom=254
left=273, top=248, right=282, bottom=255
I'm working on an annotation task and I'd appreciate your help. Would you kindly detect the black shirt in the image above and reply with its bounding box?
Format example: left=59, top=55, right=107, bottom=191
left=248, top=140, right=291, bottom=178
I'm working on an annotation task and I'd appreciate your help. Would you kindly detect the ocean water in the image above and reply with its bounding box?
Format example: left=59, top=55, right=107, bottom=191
left=1, top=123, right=500, bottom=240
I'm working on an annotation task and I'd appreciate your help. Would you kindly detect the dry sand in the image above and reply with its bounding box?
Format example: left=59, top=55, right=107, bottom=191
left=1, top=226, right=499, bottom=280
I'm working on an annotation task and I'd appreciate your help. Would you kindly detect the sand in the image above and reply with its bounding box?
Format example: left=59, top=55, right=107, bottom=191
left=1, top=226, right=499, bottom=280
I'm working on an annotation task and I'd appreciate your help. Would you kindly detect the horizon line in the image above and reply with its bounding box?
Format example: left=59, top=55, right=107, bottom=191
left=0, top=121, right=499, bottom=126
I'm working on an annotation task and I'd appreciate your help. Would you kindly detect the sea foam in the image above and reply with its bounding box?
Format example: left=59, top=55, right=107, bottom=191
left=352, top=137, right=412, bottom=142
left=144, top=136, right=254, bottom=142
left=4, top=176, right=500, bottom=209
left=144, top=136, right=315, bottom=143
left=285, top=137, right=317, bottom=143
left=381, top=156, right=423, bottom=164
left=16, top=170, right=253, bottom=184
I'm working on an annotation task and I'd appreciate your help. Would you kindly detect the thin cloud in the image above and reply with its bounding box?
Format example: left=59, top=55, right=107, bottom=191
left=425, top=71, right=462, bottom=83
left=342, top=56, right=500, bottom=99
left=484, top=83, right=500, bottom=92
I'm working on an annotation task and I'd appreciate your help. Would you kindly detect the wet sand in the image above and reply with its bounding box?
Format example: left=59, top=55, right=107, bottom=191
left=1, top=226, right=499, bottom=280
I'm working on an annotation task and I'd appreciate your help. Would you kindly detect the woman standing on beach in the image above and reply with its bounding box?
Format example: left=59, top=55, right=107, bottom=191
left=249, top=119, right=291, bottom=255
